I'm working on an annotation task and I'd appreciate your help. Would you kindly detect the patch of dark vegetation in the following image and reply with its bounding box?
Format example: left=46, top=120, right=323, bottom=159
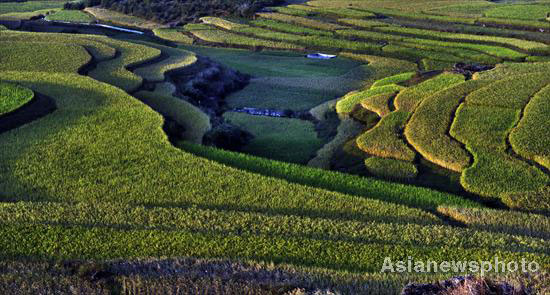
left=349, top=104, right=379, bottom=124
left=402, top=274, right=550, bottom=295
left=0, top=93, right=56, bottom=134
left=203, top=122, right=254, bottom=151
left=172, top=57, right=250, bottom=118
left=452, top=62, right=494, bottom=79
left=0, top=258, right=347, bottom=294
left=403, top=70, right=442, bottom=87
left=315, top=110, right=340, bottom=142
left=65, top=0, right=285, bottom=25
left=167, top=56, right=254, bottom=149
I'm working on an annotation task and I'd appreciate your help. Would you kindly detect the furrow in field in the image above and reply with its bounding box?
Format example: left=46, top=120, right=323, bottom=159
left=509, top=84, right=550, bottom=171
left=450, top=104, right=549, bottom=204
left=404, top=80, right=490, bottom=172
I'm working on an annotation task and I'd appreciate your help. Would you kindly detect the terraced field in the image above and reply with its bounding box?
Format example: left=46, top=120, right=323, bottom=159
left=0, top=82, right=34, bottom=115
left=1, top=0, right=550, bottom=293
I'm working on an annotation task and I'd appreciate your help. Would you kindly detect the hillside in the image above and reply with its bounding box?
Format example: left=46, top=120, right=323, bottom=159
left=0, top=0, right=549, bottom=293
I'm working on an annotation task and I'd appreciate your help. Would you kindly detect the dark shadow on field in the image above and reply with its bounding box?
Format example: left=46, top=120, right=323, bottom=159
left=0, top=92, right=56, bottom=134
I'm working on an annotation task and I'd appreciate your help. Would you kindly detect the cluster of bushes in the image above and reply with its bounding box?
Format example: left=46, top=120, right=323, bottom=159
left=65, top=0, right=284, bottom=23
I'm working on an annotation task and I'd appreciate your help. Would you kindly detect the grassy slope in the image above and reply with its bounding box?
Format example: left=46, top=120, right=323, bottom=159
left=2, top=0, right=550, bottom=288
left=0, top=0, right=63, bottom=14
left=4, top=72, right=529, bottom=278
left=223, top=112, right=323, bottom=164
left=0, top=41, right=91, bottom=73
left=0, top=82, right=34, bottom=115
left=131, top=41, right=198, bottom=82
left=134, top=83, right=211, bottom=144
left=45, top=9, right=93, bottom=23
left=88, top=37, right=161, bottom=92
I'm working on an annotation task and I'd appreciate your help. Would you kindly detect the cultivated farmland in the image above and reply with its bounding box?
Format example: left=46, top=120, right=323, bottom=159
left=1, top=0, right=550, bottom=293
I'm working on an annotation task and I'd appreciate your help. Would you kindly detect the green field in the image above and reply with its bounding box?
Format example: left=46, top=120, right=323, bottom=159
left=0, top=81, right=34, bottom=115
left=1, top=0, right=550, bottom=292
left=44, top=9, right=93, bottom=23
left=223, top=112, right=323, bottom=163
left=0, top=0, right=63, bottom=15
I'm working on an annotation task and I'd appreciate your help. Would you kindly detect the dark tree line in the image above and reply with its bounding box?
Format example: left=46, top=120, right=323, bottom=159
left=64, top=0, right=284, bottom=24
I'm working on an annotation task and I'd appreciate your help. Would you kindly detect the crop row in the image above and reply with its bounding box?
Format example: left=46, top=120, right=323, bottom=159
left=374, top=25, right=548, bottom=53
left=467, top=73, right=550, bottom=109
left=207, top=14, right=530, bottom=65
left=337, top=18, right=389, bottom=29
left=2, top=222, right=549, bottom=273
left=395, top=73, right=465, bottom=113
left=335, top=53, right=417, bottom=115
left=185, top=23, right=303, bottom=50
left=439, top=206, right=550, bottom=240
left=132, top=41, right=198, bottom=82
left=179, top=142, right=478, bottom=210
left=475, top=62, right=550, bottom=80
left=134, top=83, right=211, bottom=144
left=0, top=31, right=116, bottom=61
left=273, top=4, right=376, bottom=19
left=3, top=201, right=550, bottom=254
left=421, top=59, right=455, bottom=71
left=450, top=104, right=549, bottom=202
left=152, top=28, right=194, bottom=44
left=382, top=44, right=464, bottom=64
left=254, top=13, right=525, bottom=62
left=87, top=37, right=162, bottom=92
left=364, top=157, right=418, bottom=181
left=257, top=12, right=347, bottom=31
left=510, top=84, right=550, bottom=170
left=201, top=18, right=382, bottom=52
left=337, top=29, right=522, bottom=62
left=0, top=81, right=34, bottom=116
left=44, top=9, right=93, bottom=23
left=0, top=41, right=91, bottom=74
left=356, top=110, right=416, bottom=162
left=336, top=84, right=403, bottom=115
left=360, top=92, right=394, bottom=117
left=0, top=70, right=478, bottom=234
left=249, top=19, right=333, bottom=36
left=405, top=80, right=490, bottom=172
